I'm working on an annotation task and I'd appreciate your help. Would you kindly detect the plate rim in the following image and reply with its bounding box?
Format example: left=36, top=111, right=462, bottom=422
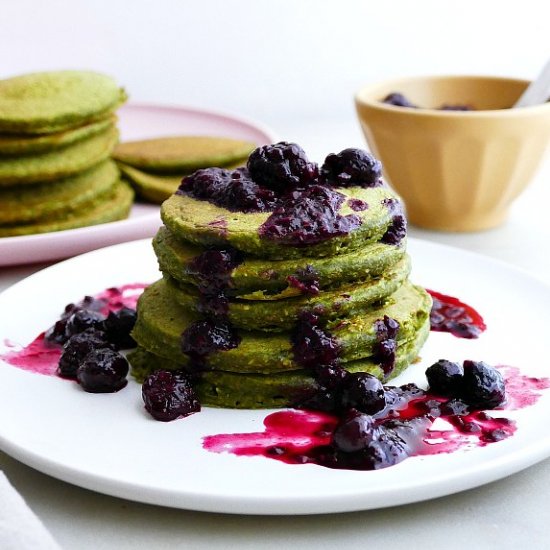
left=0, top=237, right=549, bottom=515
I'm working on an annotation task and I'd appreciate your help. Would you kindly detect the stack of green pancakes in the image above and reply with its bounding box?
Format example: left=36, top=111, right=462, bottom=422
left=113, top=136, right=256, bottom=204
left=0, top=70, right=133, bottom=237
left=129, top=143, right=432, bottom=409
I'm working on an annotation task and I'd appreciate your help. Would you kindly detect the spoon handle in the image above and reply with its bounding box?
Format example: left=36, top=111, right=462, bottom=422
left=514, top=58, right=550, bottom=108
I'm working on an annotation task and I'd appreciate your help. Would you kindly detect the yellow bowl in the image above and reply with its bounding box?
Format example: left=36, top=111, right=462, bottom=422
left=355, top=75, right=550, bottom=231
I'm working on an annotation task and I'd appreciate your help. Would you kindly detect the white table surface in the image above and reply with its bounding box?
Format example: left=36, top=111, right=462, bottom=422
left=1, top=119, right=549, bottom=550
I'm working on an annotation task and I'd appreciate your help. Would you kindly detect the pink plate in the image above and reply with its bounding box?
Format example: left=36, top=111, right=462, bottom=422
left=1, top=103, right=277, bottom=267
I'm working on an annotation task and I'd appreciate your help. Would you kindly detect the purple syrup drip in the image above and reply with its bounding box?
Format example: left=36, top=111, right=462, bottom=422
left=380, top=198, right=407, bottom=245
left=203, top=365, right=548, bottom=471
left=180, top=319, right=241, bottom=367
left=427, top=289, right=486, bottom=339
left=291, top=311, right=341, bottom=370
left=286, top=265, right=320, bottom=296
left=180, top=246, right=244, bottom=367
left=186, top=247, right=243, bottom=317
left=372, top=315, right=400, bottom=377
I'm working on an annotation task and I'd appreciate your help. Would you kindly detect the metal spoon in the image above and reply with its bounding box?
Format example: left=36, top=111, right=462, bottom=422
left=514, top=58, right=550, bottom=107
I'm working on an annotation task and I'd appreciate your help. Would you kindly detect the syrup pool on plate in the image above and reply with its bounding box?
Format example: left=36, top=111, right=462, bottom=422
left=1, top=283, right=549, bottom=472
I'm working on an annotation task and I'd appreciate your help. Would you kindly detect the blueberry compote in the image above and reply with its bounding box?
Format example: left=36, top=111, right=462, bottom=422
left=180, top=246, right=243, bottom=374
left=176, top=142, right=393, bottom=247
left=259, top=185, right=362, bottom=247
left=427, top=289, right=486, bottom=338
left=203, top=362, right=549, bottom=470
left=372, top=315, right=400, bottom=376
left=142, top=369, right=200, bottom=421
left=185, top=246, right=243, bottom=316
left=1, top=284, right=144, bottom=391
left=321, top=148, right=382, bottom=187
left=287, top=265, right=320, bottom=296
left=381, top=198, right=406, bottom=246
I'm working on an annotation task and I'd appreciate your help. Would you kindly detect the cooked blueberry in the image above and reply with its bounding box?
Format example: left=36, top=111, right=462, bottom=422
left=313, top=364, right=349, bottom=389
left=44, top=319, right=69, bottom=346
left=287, top=265, right=320, bottom=295
left=295, top=386, right=341, bottom=413
left=181, top=319, right=241, bottom=362
left=461, top=360, right=506, bottom=409
left=103, top=307, right=137, bottom=348
left=374, top=338, right=397, bottom=376
left=187, top=248, right=243, bottom=295
left=65, top=309, right=105, bottom=338
left=333, top=410, right=376, bottom=453
left=382, top=92, right=417, bottom=108
left=381, top=198, right=407, bottom=245
left=247, top=142, right=318, bottom=192
left=426, top=359, right=464, bottom=397
left=177, top=167, right=277, bottom=213
left=374, top=315, right=400, bottom=341
left=321, top=148, right=382, bottom=187
left=381, top=214, right=407, bottom=245
left=439, top=104, right=474, bottom=111
left=291, top=311, right=341, bottom=369
left=341, top=373, right=386, bottom=414
left=76, top=348, right=129, bottom=393
left=223, top=167, right=279, bottom=212
left=58, top=329, right=113, bottom=378
left=142, top=369, right=201, bottom=421
left=439, top=398, right=470, bottom=416
left=260, top=184, right=362, bottom=246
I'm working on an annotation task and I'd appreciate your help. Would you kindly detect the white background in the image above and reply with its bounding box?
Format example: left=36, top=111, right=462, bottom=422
left=2, top=0, right=549, bottom=142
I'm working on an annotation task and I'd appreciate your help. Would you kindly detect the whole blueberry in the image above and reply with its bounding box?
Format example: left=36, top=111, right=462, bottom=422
left=76, top=348, right=129, bottom=393
left=58, top=329, right=113, bottom=378
left=247, top=142, right=318, bottom=192
left=461, top=360, right=506, bottom=409
left=341, top=373, right=386, bottom=414
left=333, top=410, right=377, bottom=453
left=321, top=148, right=382, bottom=187
left=103, top=307, right=137, bottom=349
left=65, top=309, right=105, bottom=339
left=382, top=92, right=417, bottom=108
left=142, top=369, right=201, bottom=421
left=425, top=359, right=464, bottom=397
left=313, top=364, right=349, bottom=390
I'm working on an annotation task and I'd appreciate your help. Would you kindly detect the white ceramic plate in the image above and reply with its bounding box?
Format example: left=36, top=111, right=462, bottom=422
left=0, top=238, right=549, bottom=515
left=0, top=103, right=276, bottom=267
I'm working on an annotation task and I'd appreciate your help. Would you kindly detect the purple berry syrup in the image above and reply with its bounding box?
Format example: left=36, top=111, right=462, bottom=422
left=2, top=282, right=549, bottom=473
left=203, top=366, right=550, bottom=470
left=0, top=283, right=147, bottom=377
left=427, top=289, right=486, bottom=338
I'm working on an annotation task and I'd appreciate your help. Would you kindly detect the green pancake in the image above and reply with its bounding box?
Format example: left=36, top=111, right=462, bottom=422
left=113, top=136, right=255, bottom=174
left=0, top=126, right=119, bottom=186
left=129, top=322, right=429, bottom=409
left=166, top=254, right=411, bottom=331
left=0, top=71, right=126, bottom=134
left=118, top=163, right=182, bottom=204
left=161, top=185, right=401, bottom=259
left=0, top=180, right=133, bottom=237
left=154, top=225, right=406, bottom=298
left=0, top=160, right=119, bottom=224
left=131, top=278, right=432, bottom=374
left=0, top=117, right=115, bottom=156
left=118, top=159, right=248, bottom=204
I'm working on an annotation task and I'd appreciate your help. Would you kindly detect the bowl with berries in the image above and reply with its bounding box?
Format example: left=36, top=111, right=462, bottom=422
left=355, top=75, right=550, bottom=231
